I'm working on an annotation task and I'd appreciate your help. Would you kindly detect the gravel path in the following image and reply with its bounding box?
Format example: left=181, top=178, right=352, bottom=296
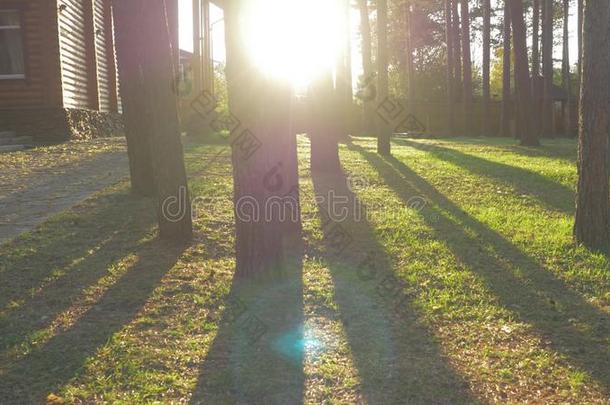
left=0, top=150, right=129, bottom=244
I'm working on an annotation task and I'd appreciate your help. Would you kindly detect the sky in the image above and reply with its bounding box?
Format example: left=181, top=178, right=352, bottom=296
left=178, top=0, right=580, bottom=82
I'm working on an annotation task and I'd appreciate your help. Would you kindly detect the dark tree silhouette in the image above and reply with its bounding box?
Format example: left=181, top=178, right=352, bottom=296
left=482, top=0, right=491, bottom=136
left=561, top=0, right=572, bottom=136
left=451, top=0, right=462, bottom=105
left=405, top=0, right=415, bottom=112
left=460, top=0, right=473, bottom=134
left=445, top=0, right=455, bottom=135
left=531, top=0, right=541, bottom=136
left=501, top=0, right=511, bottom=138
left=310, top=71, right=342, bottom=173
left=577, top=0, right=583, bottom=88
left=376, top=0, right=391, bottom=155
left=358, top=0, right=375, bottom=134
left=541, top=0, right=554, bottom=137
left=113, top=0, right=154, bottom=196
left=114, top=0, right=193, bottom=241
left=224, top=0, right=302, bottom=277
left=509, top=0, right=539, bottom=146
left=336, top=0, right=353, bottom=140
left=532, top=0, right=540, bottom=80
left=574, top=0, right=610, bottom=249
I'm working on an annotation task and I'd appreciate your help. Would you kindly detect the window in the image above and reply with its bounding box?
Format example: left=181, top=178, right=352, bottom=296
left=0, top=10, right=25, bottom=79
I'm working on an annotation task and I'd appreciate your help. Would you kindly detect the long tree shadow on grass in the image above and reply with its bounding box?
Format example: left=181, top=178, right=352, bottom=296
left=0, top=188, right=186, bottom=403
left=433, top=137, right=577, bottom=163
left=311, top=169, right=473, bottom=403
left=0, top=189, right=153, bottom=311
left=189, top=260, right=305, bottom=404
left=0, top=189, right=157, bottom=356
left=0, top=240, right=185, bottom=403
left=351, top=143, right=610, bottom=393
left=396, top=139, right=575, bottom=213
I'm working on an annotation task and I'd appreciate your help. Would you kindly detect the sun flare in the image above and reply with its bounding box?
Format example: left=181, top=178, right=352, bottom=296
left=242, top=0, right=346, bottom=87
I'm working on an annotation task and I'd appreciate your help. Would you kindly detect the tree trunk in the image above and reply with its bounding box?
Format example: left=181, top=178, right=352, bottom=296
left=574, top=0, right=610, bottom=249
left=310, top=71, right=342, bottom=173
left=376, top=0, right=391, bottom=155
left=531, top=0, right=541, bottom=137
left=445, top=0, right=455, bottom=135
left=577, top=0, right=583, bottom=81
left=501, top=0, right=511, bottom=138
left=358, top=0, right=375, bottom=135
left=532, top=0, right=540, bottom=79
left=509, top=0, right=538, bottom=146
left=113, top=0, right=155, bottom=197
left=405, top=0, right=415, bottom=112
left=562, top=0, right=572, bottom=136
left=192, top=0, right=200, bottom=92
left=139, top=0, right=193, bottom=241
left=460, top=0, right=473, bottom=134
left=224, top=0, right=302, bottom=277
left=344, top=0, right=353, bottom=103
left=541, top=0, right=554, bottom=137
left=451, top=0, right=462, bottom=106
left=113, top=0, right=193, bottom=241
left=482, top=0, right=491, bottom=136
left=336, top=0, right=352, bottom=139
left=166, top=0, right=179, bottom=67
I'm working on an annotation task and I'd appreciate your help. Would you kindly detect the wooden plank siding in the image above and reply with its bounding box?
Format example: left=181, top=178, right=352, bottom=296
left=112, top=5, right=122, bottom=114
left=0, top=0, right=125, bottom=114
left=58, top=0, right=93, bottom=109
left=97, top=0, right=117, bottom=112
left=0, top=0, right=62, bottom=109
left=56, top=0, right=120, bottom=112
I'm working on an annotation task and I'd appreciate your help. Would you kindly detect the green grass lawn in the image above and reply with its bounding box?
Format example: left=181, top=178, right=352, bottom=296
left=1, top=136, right=609, bottom=403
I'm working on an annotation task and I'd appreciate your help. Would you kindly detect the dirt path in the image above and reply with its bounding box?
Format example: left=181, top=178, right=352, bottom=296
left=0, top=147, right=129, bottom=244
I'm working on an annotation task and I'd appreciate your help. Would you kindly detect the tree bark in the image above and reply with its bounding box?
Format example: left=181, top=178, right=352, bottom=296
left=561, top=0, right=572, bottom=136
left=113, top=0, right=193, bottom=242
left=451, top=0, right=462, bottom=105
left=358, top=0, right=376, bottom=134
left=405, top=0, right=415, bottom=112
left=445, top=0, right=455, bottom=135
left=509, top=0, right=538, bottom=146
left=138, top=0, right=193, bottom=241
left=336, top=0, right=352, bottom=139
left=224, top=0, right=302, bottom=277
left=310, top=71, right=342, bottom=173
left=344, top=0, right=353, bottom=103
left=574, top=0, right=610, bottom=250
left=501, top=0, right=511, bottom=138
left=113, top=0, right=155, bottom=197
left=376, top=0, right=391, bottom=155
left=532, top=0, right=540, bottom=79
left=531, top=0, right=541, bottom=137
left=577, top=0, right=583, bottom=81
left=482, top=0, right=491, bottom=136
left=460, top=0, right=473, bottom=134
left=192, top=0, right=202, bottom=94
left=541, top=0, right=554, bottom=137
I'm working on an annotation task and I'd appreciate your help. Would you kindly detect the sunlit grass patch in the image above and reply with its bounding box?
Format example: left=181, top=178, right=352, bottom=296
left=1, top=136, right=609, bottom=403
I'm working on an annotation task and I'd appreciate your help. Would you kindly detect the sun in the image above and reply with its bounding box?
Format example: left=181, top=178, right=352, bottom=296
left=241, top=0, right=345, bottom=88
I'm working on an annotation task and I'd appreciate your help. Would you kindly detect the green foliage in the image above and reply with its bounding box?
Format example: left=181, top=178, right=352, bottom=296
left=490, top=46, right=514, bottom=99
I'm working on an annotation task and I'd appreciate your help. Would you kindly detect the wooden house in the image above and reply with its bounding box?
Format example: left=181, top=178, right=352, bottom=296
left=0, top=0, right=121, bottom=140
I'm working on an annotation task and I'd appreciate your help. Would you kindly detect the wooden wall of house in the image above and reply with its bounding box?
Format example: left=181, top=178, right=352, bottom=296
left=58, top=0, right=94, bottom=109
left=58, top=0, right=120, bottom=112
left=0, top=0, right=62, bottom=110
left=94, top=0, right=117, bottom=112
left=0, top=0, right=126, bottom=116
